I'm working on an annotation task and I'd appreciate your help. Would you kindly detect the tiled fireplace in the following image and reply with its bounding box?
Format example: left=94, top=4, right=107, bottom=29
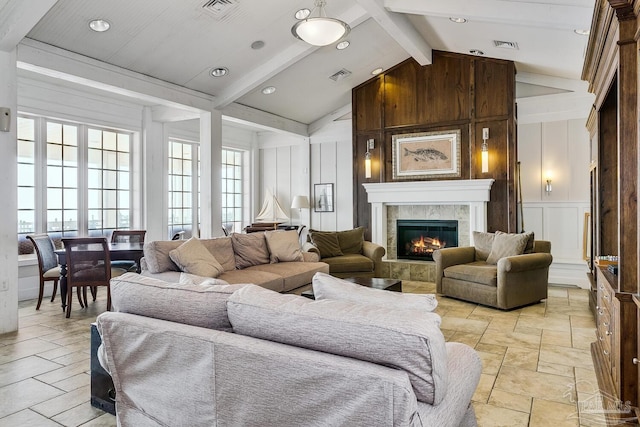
left=363, top=180, right=494, bottom=261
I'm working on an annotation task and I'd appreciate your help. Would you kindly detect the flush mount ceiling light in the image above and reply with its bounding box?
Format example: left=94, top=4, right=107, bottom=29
left=295, top=8, right=311, bottom=20
left=336, top=40, right=350, bottom=50
left=469, top=49, right=484, bottom=56
left=371, top=67, right=384, bottom=75
left=89, top=19, right=111, bottom=32
left=291, top=0, right=350, bottom=47
left=210, top=67, right=228, bottom=77
left=449, top=17, right=467, bottom=23
left=261, top=86, right=276, bottom=95
left=574, top=29, right=590, bottom=36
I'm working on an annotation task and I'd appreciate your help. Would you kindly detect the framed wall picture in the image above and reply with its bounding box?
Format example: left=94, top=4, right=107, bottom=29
left=392, top=129, right=462, bottom=180
left=314, top=183, right=334, bottom=212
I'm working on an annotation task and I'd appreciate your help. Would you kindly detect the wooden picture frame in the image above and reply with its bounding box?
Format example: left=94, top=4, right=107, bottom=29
left=392, top=130, right=461, bottom=180
left=314, top=183, right=334, bottom=212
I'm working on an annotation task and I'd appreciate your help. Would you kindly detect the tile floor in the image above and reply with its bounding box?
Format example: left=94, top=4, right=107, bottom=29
left=0, top=282, right=608, bottom=426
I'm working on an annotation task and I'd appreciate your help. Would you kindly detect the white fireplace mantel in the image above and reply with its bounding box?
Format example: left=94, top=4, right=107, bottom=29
left=362, top=179, right=495, bottom=250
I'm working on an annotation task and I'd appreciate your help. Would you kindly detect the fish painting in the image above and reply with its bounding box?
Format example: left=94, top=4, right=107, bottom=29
left=403, top=147, right=448, bottom=162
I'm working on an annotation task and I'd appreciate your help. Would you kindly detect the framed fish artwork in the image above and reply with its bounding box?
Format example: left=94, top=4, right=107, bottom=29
left=392, top=129, right=461, bottom=179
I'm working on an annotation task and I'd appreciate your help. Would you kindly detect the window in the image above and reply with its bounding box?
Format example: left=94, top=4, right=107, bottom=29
left=222, top=149, right=243, bottom=234
left=168, top=139, right=199, bottom=239
left=17, top=115, right=134, bottom=252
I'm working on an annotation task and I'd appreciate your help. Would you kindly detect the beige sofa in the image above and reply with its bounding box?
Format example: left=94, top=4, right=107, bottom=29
left=140, top=231, right=329, bottom=292
left=98, top=272, right=482, bottom=426
left=306, top=227, right=386, bottom=278
left=434, top=231, right=552, bottom=310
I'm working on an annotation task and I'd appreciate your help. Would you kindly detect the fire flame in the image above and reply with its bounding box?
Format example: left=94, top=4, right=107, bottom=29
left=408, top=235, right=444, bottom=254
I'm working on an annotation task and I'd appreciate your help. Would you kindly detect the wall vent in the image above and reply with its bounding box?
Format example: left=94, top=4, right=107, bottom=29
left=329, top=68, right=352, bottom=82
left=493, top=40, right=519, bottom=50
left=201, top=0, right=240, bottom=20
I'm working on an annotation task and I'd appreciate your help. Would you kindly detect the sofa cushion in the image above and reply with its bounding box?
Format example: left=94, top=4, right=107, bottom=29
left=472, top=231, right=494, bottom=261
left=227, top=285, right=448, bottom=405
left=169, top=237, right=225, bottom=278
left=231, top=232, right=271, bottom=269
left=179, top=272, right=230, bottom=286
left=264, top=230, right=303, bottom=263
left=443, top=261, right=497, bottom=286
left=200, top=237, right=236, bottom=271
left=321, top=253, right=373, bottom=273
left=143, top=240, right=183, bottom=273
left=308, top=231, right=343, bottom=258
left=312, top=272, right=438, bottom=312
left=249, top=261, right=330, bottom=292
left=496, top=230, right=535, bottom=254
left=486, top=232, right=530, bottom=264
left=337, top=227, right=364, bottom=254
left=110, top=272, right=246, bottom=331
left=218, top=269, right=283, bottom=292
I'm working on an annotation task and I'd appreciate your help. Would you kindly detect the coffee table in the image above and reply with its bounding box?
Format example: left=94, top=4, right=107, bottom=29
left=301, top=277, right=402, bottom=299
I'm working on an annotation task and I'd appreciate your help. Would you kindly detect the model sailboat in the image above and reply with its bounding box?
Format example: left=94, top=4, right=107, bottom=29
left=254, top=189, right=289, bottom=224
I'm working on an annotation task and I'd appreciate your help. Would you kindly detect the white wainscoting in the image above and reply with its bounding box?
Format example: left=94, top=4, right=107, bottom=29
left=522, top=201, right=590, bottom=288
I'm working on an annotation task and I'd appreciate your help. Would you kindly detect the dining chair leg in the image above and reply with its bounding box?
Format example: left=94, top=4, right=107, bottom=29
left=77, top=287, right=85, bottom=308
left=66, top=287, right=73, bottom=318
left=36, top=279, right=45, bottom=310
left=82, top=287, right=88, bottom=307
left=106, top=287, right=111, bottom=311
left=50, top=279, right=58, bottom=302
left=90, top=286, right=97, bottom=301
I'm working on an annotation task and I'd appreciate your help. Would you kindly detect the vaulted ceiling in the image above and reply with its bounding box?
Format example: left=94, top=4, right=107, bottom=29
left=8, top=0, right=595, bottom=128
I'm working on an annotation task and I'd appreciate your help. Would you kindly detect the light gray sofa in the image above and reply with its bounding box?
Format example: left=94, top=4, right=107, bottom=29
left=140, top=232, right=329, bottom=292
left=97, top=273, right=482, bottom=427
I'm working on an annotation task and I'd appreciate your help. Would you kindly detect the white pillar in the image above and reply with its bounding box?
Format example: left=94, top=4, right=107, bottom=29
left=199, top=110, right=222, bottom=238
left=142, top=106, right=167, bottom=242
left=0, top=48, right=18, bottom=333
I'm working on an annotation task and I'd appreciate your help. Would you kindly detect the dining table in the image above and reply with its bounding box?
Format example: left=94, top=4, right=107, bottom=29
left=54, top=241, right=145, bottom=312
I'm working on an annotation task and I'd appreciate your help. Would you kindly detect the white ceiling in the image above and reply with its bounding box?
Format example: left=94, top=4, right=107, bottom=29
left=20, top=0, right=594, bottom=126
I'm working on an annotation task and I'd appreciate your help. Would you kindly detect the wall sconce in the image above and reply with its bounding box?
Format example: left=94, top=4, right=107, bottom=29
left=365, top=139, right=374, bottom=179
left=481, top=128, right=489, bottom=173
left=544, top=171, right=553, bottom=194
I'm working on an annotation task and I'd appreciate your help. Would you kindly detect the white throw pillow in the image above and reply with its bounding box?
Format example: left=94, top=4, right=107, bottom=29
left=311, top=272, right=438, bottom=314
left=169, top=237, right=224, bottom=277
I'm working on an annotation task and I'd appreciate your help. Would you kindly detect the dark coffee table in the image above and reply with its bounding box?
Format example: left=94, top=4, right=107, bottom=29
left=301, top=277, right=402, bottom=299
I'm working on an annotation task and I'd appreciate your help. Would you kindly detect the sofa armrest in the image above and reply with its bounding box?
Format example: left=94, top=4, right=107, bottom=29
left=432, top=247, right=476, bottom=292
left=498, top=252, right=553, bottom=273
left=362, top=241, right=386, bottom=277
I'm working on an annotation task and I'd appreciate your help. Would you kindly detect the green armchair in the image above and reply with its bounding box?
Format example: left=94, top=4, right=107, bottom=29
left=433, top=232, right=552, bottom=310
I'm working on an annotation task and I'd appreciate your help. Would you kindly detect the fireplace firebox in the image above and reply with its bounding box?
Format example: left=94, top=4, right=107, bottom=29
left=396, top=219, right=458, bottom=261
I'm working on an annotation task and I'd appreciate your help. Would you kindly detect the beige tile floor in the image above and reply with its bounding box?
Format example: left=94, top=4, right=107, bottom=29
left=0, top=282, right=608, bottom=426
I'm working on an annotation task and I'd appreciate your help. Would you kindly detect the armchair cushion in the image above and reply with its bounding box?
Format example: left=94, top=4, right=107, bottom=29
left=336, top=226, right=364, bottom=254
left=486, top=232, right=530, bottom=264
left=443, top=261, right=497, bottom=287
left=308, top=231, right=344, bottom=258
left=321, top=253, right=373, bottom=274
left=472, top=231, right=495, bottom=261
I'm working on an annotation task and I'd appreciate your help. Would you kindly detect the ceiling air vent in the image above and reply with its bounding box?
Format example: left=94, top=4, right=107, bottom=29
left=329, top=68, right=352, bottom=82
left=201, top=0, right=240, bottom=20
left=493, top=40, right=519, bottom=50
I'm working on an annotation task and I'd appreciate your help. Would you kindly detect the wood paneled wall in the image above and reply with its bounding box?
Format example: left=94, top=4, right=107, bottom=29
left=352, top=52, right=517, bottom=237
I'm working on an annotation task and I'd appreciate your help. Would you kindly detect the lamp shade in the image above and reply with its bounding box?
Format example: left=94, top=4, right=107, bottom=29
left=291, top=195, right=310, bottom=209
left=292, top=18, right=350, bottom=46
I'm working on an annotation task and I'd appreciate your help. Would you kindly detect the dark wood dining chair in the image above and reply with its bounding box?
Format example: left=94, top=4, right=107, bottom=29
left=61, top=237, right=126, bottom=318
left=110, top=230, right=146, bottom=271
left=26, top=234, right=60, bottom=310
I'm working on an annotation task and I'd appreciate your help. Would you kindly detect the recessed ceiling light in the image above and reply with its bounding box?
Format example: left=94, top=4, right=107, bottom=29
left=449, top=17, right=467, bottom=24
left=336, top=40, right=350, bottom=50
left=295, top=8, right=311, bottom=20
left=574, top=29, right=590, bottom=36
left=371, top=67, right=384, bottom=76
left=89, top=19, right=111, bottom=32
left=210, top=67, right=229, bottom=77
left=262, top=86, right=276, bottom=95
left=469, top=49, right=484, bottom=56
left=251, top=40, right=265, bottom=50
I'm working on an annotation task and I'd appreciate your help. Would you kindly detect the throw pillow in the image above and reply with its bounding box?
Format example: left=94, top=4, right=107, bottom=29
left=111, top=272, right=246, bottom=331
left=231, top=232, right=271, bottom=269
left=264, top=230, right=304, bottom=263
left=169, top=237, right=224, bottom=277
left=472, top=231, right=494, bottom=261
left=336, top=227, right=365, bottom=254
left=227, top=284, right=448, bottom=405
left=496, top=230, right=535, bottom=254
left=308, top=231, right=343, bottom=258
left=312, top=272, right=438, bottom=313
left=486, top=232, right=530, bottom=264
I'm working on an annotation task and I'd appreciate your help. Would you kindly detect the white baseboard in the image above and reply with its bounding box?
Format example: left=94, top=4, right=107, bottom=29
left=549, top=260, right=590, bottom=289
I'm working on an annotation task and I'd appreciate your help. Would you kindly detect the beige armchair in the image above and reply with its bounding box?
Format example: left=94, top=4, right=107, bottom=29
left=433, top=235, right=552, bottom=310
